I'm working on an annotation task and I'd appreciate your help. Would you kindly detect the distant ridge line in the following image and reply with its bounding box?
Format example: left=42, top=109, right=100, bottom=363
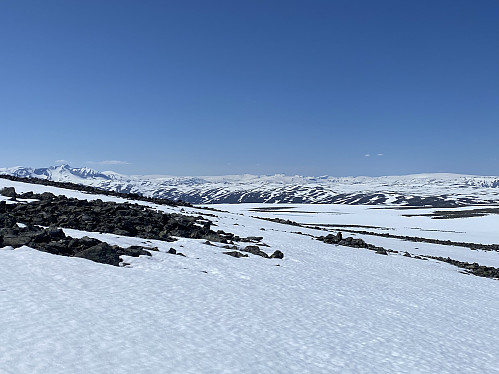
left=0, top=174, right=191, bottom=207
left=1, top=165, right=498, bottom=207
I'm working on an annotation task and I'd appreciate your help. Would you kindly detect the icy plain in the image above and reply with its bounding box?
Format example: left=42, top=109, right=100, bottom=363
left=0, top=179, right=498, bottom=373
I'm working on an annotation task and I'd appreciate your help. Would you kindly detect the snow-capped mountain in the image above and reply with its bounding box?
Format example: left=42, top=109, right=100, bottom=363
left=1, top=165, right=120, bottom=182
left=1, top=165, right=498, bottom=206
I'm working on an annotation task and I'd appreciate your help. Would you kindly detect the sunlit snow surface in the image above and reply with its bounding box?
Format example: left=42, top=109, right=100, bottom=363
left=0, top=179, right=498, bottom=373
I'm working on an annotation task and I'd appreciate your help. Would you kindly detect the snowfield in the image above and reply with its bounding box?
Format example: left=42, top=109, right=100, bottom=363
left=216, top=203, right=499, bottom=244
left=1, top=179, right=498, bottom=373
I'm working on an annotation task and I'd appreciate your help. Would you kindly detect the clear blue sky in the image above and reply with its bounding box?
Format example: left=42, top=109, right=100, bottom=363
left=1, top=0, right=497, bottom=176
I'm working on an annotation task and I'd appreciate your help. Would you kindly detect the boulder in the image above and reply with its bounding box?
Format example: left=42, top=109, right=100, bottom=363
left=40, top=192, right=56, bottom=200
left=0, top=187, right=17, bottom=199
left=223, top=251, right=248, bottom=258
left=241, top=245, right=269, bottom=258
left=0, top=213, right=16, bottom=228
left=0, top=228, right=32, bottom=247
left=74, top=243, right=120, bottom=266
left=270, top=250, right=284, bottom=259
left=46, top=226, right=66, bottom=240
left=117, top=246, right=151, bottom=257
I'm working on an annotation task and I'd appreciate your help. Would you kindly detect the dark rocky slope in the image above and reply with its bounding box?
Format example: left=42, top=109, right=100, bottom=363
left=0, top=187, right=282, bottom=265
left=0, top=223, right=152, bottom=266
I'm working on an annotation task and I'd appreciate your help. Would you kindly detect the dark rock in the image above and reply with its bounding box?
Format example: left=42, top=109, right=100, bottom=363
left=74, top=243, right=120, bottom=266
left=246, top=236, right=263, bottom=242
left=352, top=238, right=365, bottom=247
left=270, top=250, right=284, bottom=259
left=79, top=236, right=101, bottom=247
left=0, top=187, right=17, bottom=199
left=46, top=226, right=66, bottom=240
left=18, top=191, right=35, bottom=199
left=40, top=192, right=55, bottom=200
left=113, top=229, right=131, bottom=236
left=117, top=246, right=151, bottom=257
left=168, top=248, right=177, bottom=254
left=317, top=231, right=396, bottom=257
left=241, top=245, right=269, bottom=258
left=0, top=213, right=16, bottom=228
left=257, top=217, right=302, bottom=227
left=223, top=251, right=248, bottom=258
left=320, top=232, right=343, bottom=244
left=41, top=241, right=74, bottom=256
left=0, top=229, right=32, bottom=247
left=31, top=230, right=50, bottom=243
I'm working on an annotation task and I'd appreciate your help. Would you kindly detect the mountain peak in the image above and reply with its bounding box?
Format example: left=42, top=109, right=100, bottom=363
left=0, top=165, right=118, bottom=182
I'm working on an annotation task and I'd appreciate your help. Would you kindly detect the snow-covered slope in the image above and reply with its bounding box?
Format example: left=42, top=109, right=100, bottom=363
left=1, top=165, right=498, bottom=206
left=1, top=178, right=498, bottom=373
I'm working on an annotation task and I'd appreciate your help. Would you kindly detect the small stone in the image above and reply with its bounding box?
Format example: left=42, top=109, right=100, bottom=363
left=270, top=250, right=284, bottom=259
left=223, top=251, right=248, bottom=258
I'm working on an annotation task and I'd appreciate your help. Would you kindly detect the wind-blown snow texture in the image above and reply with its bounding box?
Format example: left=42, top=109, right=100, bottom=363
left=0, top=178, right=498, bottom=373
left=1, top=165, right=498, bottom=206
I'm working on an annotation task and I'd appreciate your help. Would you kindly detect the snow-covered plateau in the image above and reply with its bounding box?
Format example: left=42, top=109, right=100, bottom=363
left=1, top=165, right=499, bottom=206
left=0, top=176, right=498, bottom=374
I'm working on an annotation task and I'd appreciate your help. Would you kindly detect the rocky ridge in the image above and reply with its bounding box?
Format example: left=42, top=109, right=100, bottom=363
left=0, top=187, right=283, bottom=265
left=254, top=214, right=499, bottom=279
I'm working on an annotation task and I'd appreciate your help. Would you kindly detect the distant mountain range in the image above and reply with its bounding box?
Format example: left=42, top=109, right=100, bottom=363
left=1, top=165, right=498, bottom=207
